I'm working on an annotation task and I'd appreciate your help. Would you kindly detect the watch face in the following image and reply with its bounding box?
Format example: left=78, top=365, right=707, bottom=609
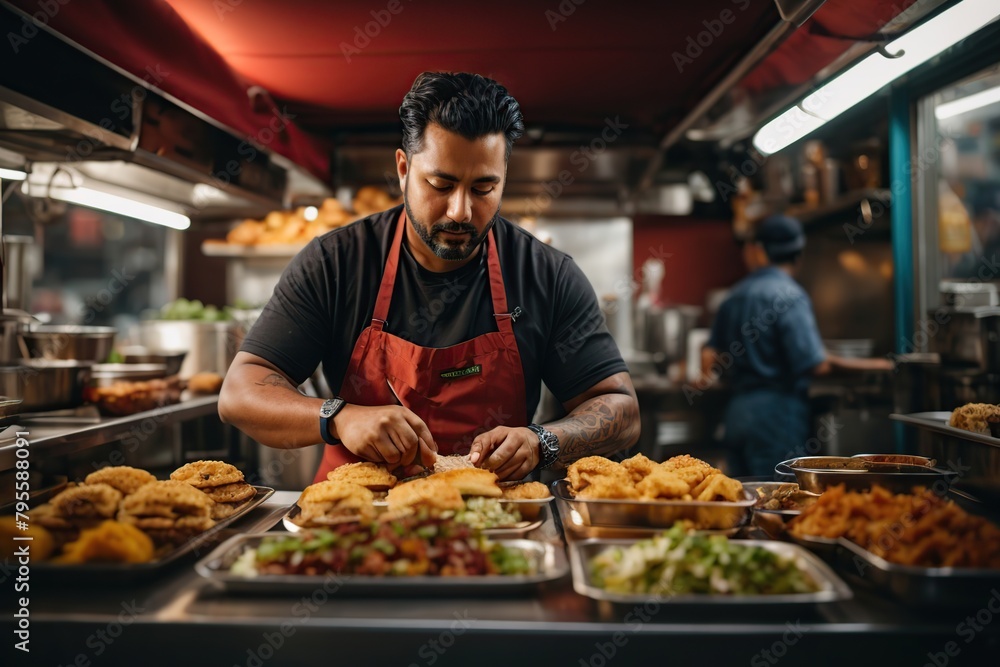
left=320, top=399, right=338, bottom=418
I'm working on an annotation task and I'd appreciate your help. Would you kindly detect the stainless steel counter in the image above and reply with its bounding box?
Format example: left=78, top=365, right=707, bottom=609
left=4, top=491, right=998, bottom=667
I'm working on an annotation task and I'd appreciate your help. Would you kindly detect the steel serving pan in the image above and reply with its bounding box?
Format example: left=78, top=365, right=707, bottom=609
left=21, top=325, right=116, bottom=362
left=552, top=479, right=754, bottom=533
left=195, top=534, right=569, bottom=595
left=568, top=538, right=852, bottom=606
left=851, top=454, right=937, bottom=467
left=833, top=538, right=1000, bottom=608
left=281, top=501, right=547, bottom=538
left=26, top=486, right=275, bottom=583
left=774, top=456, right=958, bottom=493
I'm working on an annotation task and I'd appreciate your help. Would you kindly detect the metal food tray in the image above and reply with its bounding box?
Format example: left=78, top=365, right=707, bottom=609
left=281, top=501, right=548, bottom=538
left=195, top=533, right=568, bottom=595
left=774, top=456, right=958, bottom=493
left=27, top=486, right=276, bottom=583
left=833, top=538, right=1000, bottom=608
left=891, top=411, right=1000, bottom=449
left=568, top=538, right=852, bottom=606
left=552, top=479, right=754, bottom=534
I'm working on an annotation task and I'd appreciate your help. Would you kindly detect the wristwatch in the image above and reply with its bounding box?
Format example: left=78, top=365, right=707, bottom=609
left=526, top=423, right=559, bottom=469
left=319, top=397, right=347, bottom=445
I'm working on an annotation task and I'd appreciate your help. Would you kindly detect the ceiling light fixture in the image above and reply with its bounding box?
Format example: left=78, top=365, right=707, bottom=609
left=47, top=186, right=191, bottom=230
left=0, top=167, right=28, bottom=180
left=753, top=0, right=999, bottom=155
left=934, top=84, right=1000, bottom=119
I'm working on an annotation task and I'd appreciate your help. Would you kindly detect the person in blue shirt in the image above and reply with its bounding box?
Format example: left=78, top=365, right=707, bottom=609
left=699, top=215, right=892, bottom=477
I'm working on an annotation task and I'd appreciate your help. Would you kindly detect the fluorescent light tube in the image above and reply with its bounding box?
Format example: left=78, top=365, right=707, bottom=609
left=752, top=106, right=827, bottom=155
left=754, top=0, right=1000, bottom=154
left=0, top=167, right=28, bottom=180
left=935, top=84, right=1000, bottom=119
left=48, top=186, right=191, bottom=230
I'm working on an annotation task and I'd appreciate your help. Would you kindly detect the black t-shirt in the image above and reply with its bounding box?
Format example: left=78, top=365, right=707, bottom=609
left=241, top=205, right=627, bottom=422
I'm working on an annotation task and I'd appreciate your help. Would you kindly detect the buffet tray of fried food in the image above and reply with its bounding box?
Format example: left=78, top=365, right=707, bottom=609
left=742, top=482, right=821, bottom=540
left=787, top=484, right=1000, bottom=607
left=891, top=408, right=1000, bottom=447
left=568, top=523, right=851, bottom=607
left=553, top=454, right=754, bottom=537
left=283, top=461, right=551, bottom=537
left=774, top=455, right=958, bottom=494
left=1, top=461, right=274, bottom=582
left=196, top=513, right=568, bottom=595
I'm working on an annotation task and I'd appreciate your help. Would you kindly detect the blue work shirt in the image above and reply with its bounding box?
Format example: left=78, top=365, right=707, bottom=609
left=708, top=266, right=825, bottom=397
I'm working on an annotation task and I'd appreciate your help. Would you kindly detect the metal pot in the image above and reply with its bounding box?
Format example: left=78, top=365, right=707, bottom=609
left=118, top=346, right=188, bottom=376
left=89, top=363, right=168, bottom=387
left=934, top=307, right=1000, bottom=373
left=2, top=235, right=34, bottom=312
left=0, top=359, right=93, bottom=412
left=137, top=320, right=243, bottom=379
left=634, top=304, right=702, bottom=365
left=21, top=325, right=117, bottom=362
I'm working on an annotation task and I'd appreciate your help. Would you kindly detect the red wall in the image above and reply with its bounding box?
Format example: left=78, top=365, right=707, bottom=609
left=632, top=216, right=746, bottom=311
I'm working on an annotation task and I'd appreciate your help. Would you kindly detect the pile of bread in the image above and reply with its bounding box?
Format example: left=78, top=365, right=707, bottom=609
left=566, top=454, right=746, bottom=503
left=293, top=461, right=550, bottom=528
left=949, top=403, right=1000, bottom=435
left=220, top=186, right=401, bottom=246
left=28, top=460, right=255, bottom=564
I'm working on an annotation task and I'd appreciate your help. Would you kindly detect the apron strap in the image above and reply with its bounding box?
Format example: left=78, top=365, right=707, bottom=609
left=372, top=211, right=514, bottom=332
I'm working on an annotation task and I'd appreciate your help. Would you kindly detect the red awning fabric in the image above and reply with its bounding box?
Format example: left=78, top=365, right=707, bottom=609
left=6, top=0, right=330, bottom=181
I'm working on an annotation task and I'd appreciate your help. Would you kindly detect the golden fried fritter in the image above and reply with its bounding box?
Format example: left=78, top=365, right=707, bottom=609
left=170, top=460, right=244, bottom=488
left=433, top=455, right=475, bottom=473
left=326, top=461, right=397, bottom=490
left=949, top=403, right=1000, bottom=434
left=661, top=454, right=716, bottom=472
left=668, top=465, right=716, bottom=490
left=432, top=468, right=502, bottom=497
left=85, top=466, right=157, bottom=496
left=635, top=468, right=689, bottom=500
left=387, top=477, right=465, bottom=513
left=501, top=481, right=551, bottom=500
left=691, top=473, right=745, bottom=502
left=566, top=456, right=632, bottom=494
left=576, top=479, right=639, bottom=500
left=201, top=481, right=255, bottom=504
left=121, top=480, right=213, bottom=518
left=621, top=454, right=657, bottom=483
left=210, top=502, right=240, bottom=520
left=54, top=520, right=154, bottom=564
left=51, top=483, right=123, bottom=519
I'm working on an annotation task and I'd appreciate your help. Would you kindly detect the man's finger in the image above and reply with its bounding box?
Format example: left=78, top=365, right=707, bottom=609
left=403, top=411, right=437, bottom=453
left=377, top=431, right=404, bottom=465
left=417, top=437, right=437, bottom=469
left=470, top=429, right=502, bottom=466
left=482, top=432, right=519, bottom=471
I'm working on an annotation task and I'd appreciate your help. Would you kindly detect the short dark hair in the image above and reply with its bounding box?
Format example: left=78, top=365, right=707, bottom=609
left=399, top=72, right=524, bottom=160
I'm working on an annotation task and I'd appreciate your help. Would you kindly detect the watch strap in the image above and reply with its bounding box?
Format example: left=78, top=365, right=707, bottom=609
left=319, top=397, right=347, bottom=445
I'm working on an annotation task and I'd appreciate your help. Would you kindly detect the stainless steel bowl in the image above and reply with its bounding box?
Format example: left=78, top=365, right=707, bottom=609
left=0, top=359, right=94, bottom=412
left=21, top=325, right=117, bottom=362
left=775, top=456, right=958, bottom=493
left=89, top=363, right=167, bottom=387
left=119, top=346, right=188, bottom=377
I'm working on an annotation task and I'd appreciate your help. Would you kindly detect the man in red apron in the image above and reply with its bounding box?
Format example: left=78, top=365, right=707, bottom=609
left=220, top=72, right=639, bottom=483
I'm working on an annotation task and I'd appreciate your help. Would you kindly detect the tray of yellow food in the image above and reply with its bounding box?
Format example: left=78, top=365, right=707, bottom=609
left=282, top=463, right=550, bottom=538
left=891, top=408, right=1000, bottom=446
left=197, top=513, right=568, bottom=595
left=553, top=454, right=754, bottom=537
left=568, top=524, right=851, bottom=607
left=787, top=484, right=1000, bottom=607
left=1, top=461, right=275, bottom=583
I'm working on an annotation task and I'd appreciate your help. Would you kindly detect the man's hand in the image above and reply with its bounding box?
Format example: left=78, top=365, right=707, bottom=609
left=469, top=426, right=539, bottom=481
left=333, top=404, right=437, bottom=468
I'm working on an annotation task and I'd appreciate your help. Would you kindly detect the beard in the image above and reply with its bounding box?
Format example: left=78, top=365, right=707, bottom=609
left=404, top=186, right=500, bottom=261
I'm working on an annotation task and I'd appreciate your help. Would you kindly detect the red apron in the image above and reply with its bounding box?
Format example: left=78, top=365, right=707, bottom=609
left=312, top=210, right=527, bottom=483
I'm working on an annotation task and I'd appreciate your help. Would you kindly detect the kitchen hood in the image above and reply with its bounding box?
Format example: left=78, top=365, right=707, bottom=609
left=0, top=3, right=330, bottom=223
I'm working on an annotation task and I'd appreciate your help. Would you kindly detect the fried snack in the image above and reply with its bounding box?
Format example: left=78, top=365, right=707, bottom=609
left=635, top=468, right=689, bottom=500
left=227, top=219, right=264, bottom=245
left=432, top=468, right=502, bottom=497
left=433, top=455, right=476, bottom=473
left=667, top=464, right=716, bottom=490
left=387, top=477, right=465, bottom=513
left=51, top=483, right=123, bottom=520
left=690, top=473, right=745, bottom=502
left=297, top=480, right=376, bottom=526
left=949, top=403, right=1000, bottom=434
left=661, top=454, right=717, bottom=472
left=121, top=515, right=216, bottom=546
left=577, top=479, right=640, bottom=500
left=621, top=454, right=657, bottom=483
left=201, top=481, right=256, bottom=504
left=54, top=520, right=155, bottom=564
left=789, top=484, right=1000, bottom=568
left=210, top=502, right=241, bottom=520
left=326, top=461, right=397, bottom=490
left=170, top=460, right=244, bottom=488
left=85, top=466, right=157, bottom=496
left=0, top=516, right=55, bottom=561
left=28, top=503, right=88, bottom=549
left=566, top=456, right=634, bottom=495
left=188, top=372, right=224, bottom=394
left=121, top=480, right=214, bottom=519
left=501, top=481, right=551, bottom=500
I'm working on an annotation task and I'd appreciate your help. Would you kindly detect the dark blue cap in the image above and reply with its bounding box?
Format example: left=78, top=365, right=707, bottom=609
left=755, top=214, right=805, bottom=259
